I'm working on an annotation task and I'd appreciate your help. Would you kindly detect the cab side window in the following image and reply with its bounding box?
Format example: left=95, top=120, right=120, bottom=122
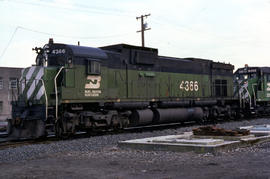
left=87, top=60, right=101, bottom=75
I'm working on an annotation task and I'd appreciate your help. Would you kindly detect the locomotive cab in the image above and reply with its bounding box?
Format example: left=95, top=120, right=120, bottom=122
left=9, top=39, right=108, bottom=138
left=234, top=66, right=270, bottom=114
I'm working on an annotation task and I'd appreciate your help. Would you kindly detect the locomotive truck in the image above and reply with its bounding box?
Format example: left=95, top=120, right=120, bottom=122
left=8, top=39, right=237, bottom=139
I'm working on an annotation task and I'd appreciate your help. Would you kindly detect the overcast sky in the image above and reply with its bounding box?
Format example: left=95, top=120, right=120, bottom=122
left=0, top=0, right=270, bottom=70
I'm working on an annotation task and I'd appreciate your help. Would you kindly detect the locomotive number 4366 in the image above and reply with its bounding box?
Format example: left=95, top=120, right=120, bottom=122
left=179, top=81, right=199, bottom=91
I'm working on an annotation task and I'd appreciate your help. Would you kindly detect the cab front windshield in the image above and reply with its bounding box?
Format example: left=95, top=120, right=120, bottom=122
left=46, top=48, right=68, bottom=66
left=47, top=55, right=66, bottom=66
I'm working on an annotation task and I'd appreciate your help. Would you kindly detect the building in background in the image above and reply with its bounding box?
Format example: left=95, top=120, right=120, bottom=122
left=0, top=67, right=23, bottom=123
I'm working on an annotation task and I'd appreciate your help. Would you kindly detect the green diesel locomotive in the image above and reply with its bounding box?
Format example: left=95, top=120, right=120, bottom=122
left=9, top=39, right=236, bottom=138
left=234, top=65, right=270, bottom=114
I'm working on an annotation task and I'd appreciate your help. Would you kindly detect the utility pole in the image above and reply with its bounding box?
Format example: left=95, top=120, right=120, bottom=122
left=136, top=14, right=151, bottom=47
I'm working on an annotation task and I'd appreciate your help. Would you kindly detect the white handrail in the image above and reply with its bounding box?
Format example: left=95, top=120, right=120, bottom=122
left=252, top=83, right=257, bottom=107
left=41, top=79, right=48, bottom=120
left=239, top=89, right=242, bottom=108
left=243, top=86, right=252, bottom=109
left=54, top=66, right=64, bottom=121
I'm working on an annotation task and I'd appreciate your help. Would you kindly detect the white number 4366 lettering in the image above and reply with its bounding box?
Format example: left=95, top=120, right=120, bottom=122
left=179, top=81, right=199, bottom=91
left=52, top=49, right=65, bottom=54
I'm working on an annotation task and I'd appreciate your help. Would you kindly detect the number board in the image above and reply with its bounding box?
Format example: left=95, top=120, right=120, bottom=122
left=51, top=49, right=66, bottom=55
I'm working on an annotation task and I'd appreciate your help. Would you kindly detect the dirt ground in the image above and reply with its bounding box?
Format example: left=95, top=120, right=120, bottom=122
left=0, top=143, right=270, bottom=179
left=1, top=118, right=270, bottom=179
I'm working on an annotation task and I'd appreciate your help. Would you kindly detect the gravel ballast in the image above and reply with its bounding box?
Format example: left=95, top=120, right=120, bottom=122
left=0, top=118, right=270, bottom=178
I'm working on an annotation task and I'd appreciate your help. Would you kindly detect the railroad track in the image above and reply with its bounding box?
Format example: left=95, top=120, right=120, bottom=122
left=0, top=123, right=190, bottom=149
left=0, top=130, right=99, bottom=150
left=0, top=134, right=58, bottom=150
left=0, top=117, right=262, bottom=150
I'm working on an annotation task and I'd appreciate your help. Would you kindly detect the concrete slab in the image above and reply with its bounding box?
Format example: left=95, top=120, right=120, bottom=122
left=192, top=134, right=255, bottom=141
left=154, top=138, right=225, bottom=145
left=240, top=124, right=270, bottom=136
left=118, top=132, right=270, bottom=154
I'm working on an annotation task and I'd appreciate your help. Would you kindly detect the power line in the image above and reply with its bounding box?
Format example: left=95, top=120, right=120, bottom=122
left=0, top=26, right=133, bottom=60
left=0, top=26, right=19, bottom=60
left=18, top=26, right=132, bottom=39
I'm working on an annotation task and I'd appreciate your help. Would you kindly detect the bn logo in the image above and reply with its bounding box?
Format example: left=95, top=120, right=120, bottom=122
left=85, top=76, right=101, bottom=89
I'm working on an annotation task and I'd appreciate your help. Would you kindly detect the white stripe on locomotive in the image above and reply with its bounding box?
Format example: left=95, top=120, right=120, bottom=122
left=36, top=85, right=45, bottom=100
left=25, top=67, right=44, bottom=100
left=25, top=66, right=36, bottom=83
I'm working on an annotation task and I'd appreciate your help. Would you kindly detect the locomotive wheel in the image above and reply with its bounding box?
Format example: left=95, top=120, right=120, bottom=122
left=210, top=107, right=219, bottom=120
left=7, top=119, right=13, bottom=135
left=111, top=115, right=120, bottom=130
left=55, top=120, right=69, bottom=139
left=196, top=108, right=207, bottom=125
left=225, top=105, right=232, bottom=120
left=197, top=118, right=206, bottom=125
left=55, top=120, right=62, bottom=138
left=203, top=107, right=210, bottom=122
